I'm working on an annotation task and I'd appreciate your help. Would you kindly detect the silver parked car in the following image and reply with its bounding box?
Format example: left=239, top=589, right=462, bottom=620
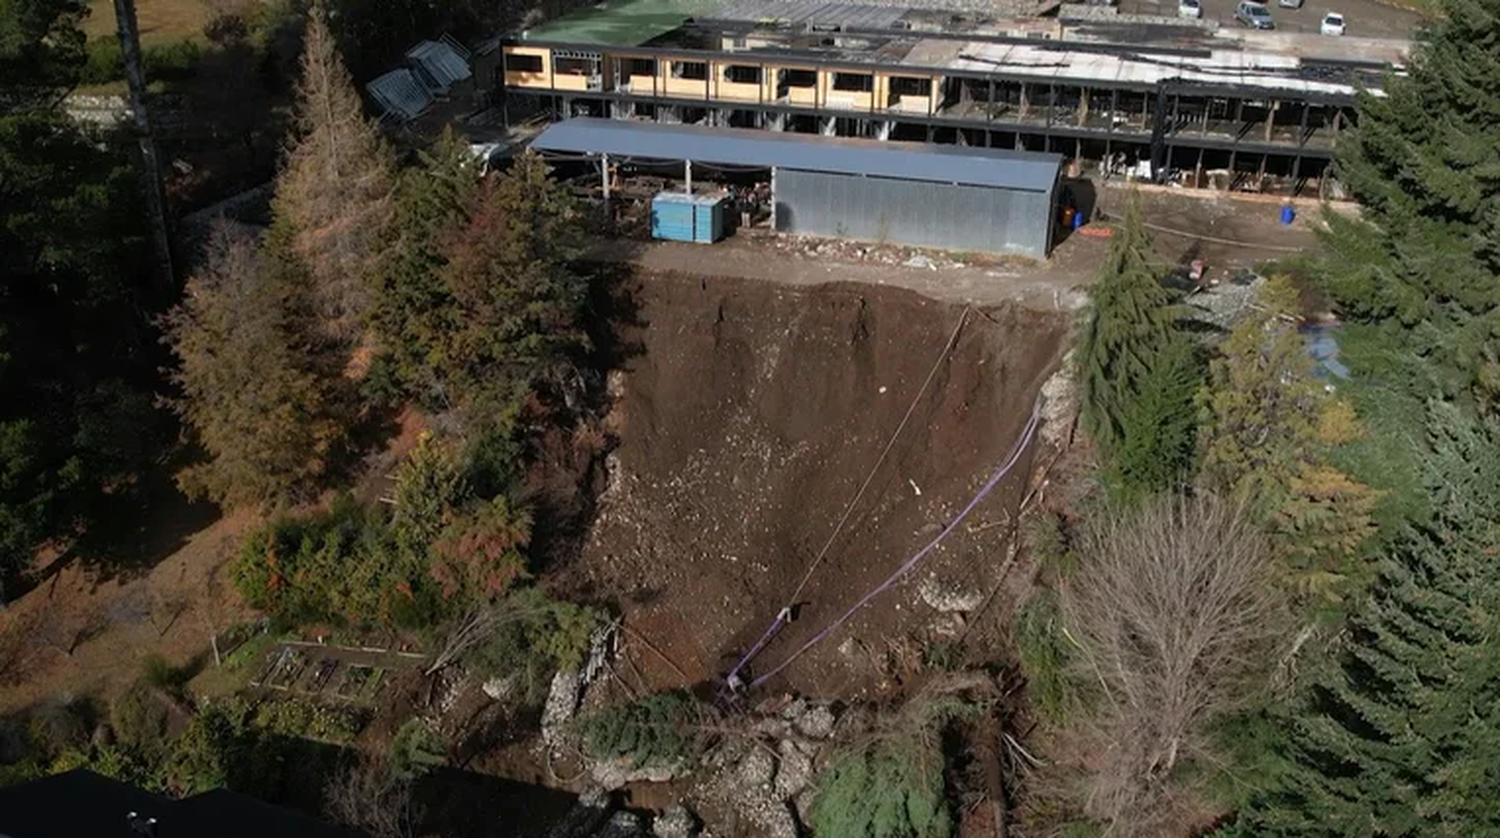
left=1235, top=0, right=1276, bottom=28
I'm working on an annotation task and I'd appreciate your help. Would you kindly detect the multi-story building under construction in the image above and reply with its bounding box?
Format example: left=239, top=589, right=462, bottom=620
left=473, top=0, right=1409, bottom=196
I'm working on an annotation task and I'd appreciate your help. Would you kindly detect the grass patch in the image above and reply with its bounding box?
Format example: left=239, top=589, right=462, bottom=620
left=84, top=0, right=217, bottom=46
left=186, top=627, right=280, bottom=699
left=1013, top=590, right=1083, bottom=725
left=1327, top=322, right=1432, bottom=527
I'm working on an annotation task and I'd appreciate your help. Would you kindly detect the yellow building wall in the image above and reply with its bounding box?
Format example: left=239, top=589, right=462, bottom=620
left=819, top=68, right=875, bottom=111
left=881, top=73, right=941, bottom=114
left=710, top=61, right=774, bottom=103
left=660, top=61, right=711, bottom=98
left=550, top=72, right=592, bottom=92
left=501, top=46, right=552, bottom=89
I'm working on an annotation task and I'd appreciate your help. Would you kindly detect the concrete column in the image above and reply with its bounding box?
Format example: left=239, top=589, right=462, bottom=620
left=601, top=153, right=611, bottom=200
left=685, top=159, right=693, bottom=194
left=1265, top=99, right=1278, bottom=142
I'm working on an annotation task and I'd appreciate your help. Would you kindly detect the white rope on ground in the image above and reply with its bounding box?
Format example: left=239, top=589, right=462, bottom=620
left=784, top=304, right=973, bottom=608
left=721, top=304, right=974, bottom=687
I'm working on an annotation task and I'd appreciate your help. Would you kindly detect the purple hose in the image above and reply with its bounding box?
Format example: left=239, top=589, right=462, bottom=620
left=748, top=406, right=1041, bottom=690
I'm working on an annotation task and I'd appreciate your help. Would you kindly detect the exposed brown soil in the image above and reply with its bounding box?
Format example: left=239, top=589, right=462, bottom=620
left=559, top=271, right=1068, bottom=701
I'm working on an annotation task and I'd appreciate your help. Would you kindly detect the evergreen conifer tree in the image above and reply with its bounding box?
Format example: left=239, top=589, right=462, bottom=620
left=1111, top=338, right=1203, bottom=496
left=1198, top=277, right=1378, bottom=598
left=271, top=0, right=393, bottom=342
left=1319, top=0, right=1500, bottom=410
left=371, top=129, right=479, bottom=406
left=1217, top=401, right=1500, bottom=837
left=1075, top=193, right=1181, bottom=454
left=164, top=224, right=347, bottom=507
left=436, top=151, right=589, bottom=420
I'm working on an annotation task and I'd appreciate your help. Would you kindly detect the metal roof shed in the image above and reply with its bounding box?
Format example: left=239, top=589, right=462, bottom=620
left=532, top=118, right=1064, bottom=257
left=367, top=68, right=435, bottom=121
left=406, top=39, right=472, bottom=94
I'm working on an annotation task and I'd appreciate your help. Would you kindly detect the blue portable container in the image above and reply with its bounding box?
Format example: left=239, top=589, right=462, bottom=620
left=651, top=192, right=725, bottom=243
left=1279, top=203, right=1296, bottom=225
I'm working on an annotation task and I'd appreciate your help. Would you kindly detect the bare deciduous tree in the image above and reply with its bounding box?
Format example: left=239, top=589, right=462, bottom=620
left=1061, top=493, right=1282, bottom=836
left=324, top=754, right=420, bottom=838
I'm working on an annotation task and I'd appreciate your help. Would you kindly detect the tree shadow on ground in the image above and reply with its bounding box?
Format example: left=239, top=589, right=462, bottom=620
left=416, top=766, right=580, bottom=838
left=524, top=253, right=651, bottom=575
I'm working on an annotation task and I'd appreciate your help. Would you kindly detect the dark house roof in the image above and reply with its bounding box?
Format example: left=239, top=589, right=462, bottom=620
left=531, top=118, right=1064, bottom=192
left=0, top=770, right=363, bottom=838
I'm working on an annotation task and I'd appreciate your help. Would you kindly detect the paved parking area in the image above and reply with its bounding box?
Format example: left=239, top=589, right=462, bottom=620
left=1121, top=0, right=1424, bottom=38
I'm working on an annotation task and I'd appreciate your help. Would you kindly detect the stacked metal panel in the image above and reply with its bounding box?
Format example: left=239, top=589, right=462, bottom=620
left=367, top=68, right=435, bottom=121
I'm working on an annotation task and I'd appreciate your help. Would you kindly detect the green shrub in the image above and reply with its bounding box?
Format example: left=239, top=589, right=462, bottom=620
left=462, top=588, right=601, bottom=703
left=27, top=699, right=95, bottom=755
left=111, top=682, right=171, bottom=755
left=306, top=704, right=362, bottom=743
left=1012, top=591, right=1081, bottom=725
left=389, top=718, right=447, bottom=781
left=142, top=654, right=190, bottom=694
left=79, top=37, right=203, bottom=85
left=49, top=744, right=158, bottom=790
left=811, top=735, right=952, bottom=838
left=254, top=698, right=314, bottom=737
left=575, top=691, right=697, bottom=768
left=231, top=498, right=411, bottom=626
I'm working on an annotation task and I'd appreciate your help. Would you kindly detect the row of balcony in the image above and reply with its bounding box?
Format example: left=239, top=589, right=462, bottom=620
left=498, top=46, right=1350, bottom=152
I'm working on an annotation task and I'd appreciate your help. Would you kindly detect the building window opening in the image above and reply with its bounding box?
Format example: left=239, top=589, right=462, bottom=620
left=781, top=68, right=817, bottom=88
left=888, top=76, right=932, bottom=97
left=724, top=65, right=762, bottom=84
left=505, top=53, right=544, bottom=73
left=554, top=56, right=599, bottom=76
left=832, top=72, right=873, bottom=92
left=626, top=57, right=657, bottom=76
left=672, top=60, right=708, bottom=80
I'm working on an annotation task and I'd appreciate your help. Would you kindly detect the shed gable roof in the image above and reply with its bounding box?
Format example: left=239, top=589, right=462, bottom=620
left=531, top=118, right=1063, bottom=192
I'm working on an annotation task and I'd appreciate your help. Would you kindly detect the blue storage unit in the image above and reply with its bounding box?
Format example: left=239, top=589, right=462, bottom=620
left=651, top=192, right=725, bottom=244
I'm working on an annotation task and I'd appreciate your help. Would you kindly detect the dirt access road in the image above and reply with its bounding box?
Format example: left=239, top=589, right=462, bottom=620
left=593, top=184, right=1321, bottom=314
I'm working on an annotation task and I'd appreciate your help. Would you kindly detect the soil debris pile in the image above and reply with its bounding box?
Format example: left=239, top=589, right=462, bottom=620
left=570, top=272, right=1065, bottom=697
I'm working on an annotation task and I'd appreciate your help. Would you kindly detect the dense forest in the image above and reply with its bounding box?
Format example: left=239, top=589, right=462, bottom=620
left=2, top=0, right=1499, bottom=833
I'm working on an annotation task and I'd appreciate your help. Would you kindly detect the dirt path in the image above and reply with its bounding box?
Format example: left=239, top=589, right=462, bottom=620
left=588, top=183, right=1321, bottom=315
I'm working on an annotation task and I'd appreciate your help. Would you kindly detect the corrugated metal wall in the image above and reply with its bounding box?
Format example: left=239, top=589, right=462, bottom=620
left=773, top=169, right=1055, bottom=258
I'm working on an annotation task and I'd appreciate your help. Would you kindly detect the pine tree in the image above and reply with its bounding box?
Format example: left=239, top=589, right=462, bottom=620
left=271, top=0, right=393, bottom=342
left=1319, top=0, right=1500, bottom=411
left=371, top=129, right=479, bottom=407
left=436, top=150, right=589, bottom=420
left=1111, top=338, right=1204, bottom=496
left=1217, top=402, right=1500, bottom=837
left=1198, top=277, right=1378, bottom=598
left=1198, top=278, right=1322, bottom=495
left=1075, top=192, right=1181, bottom=453
left=163, top=223, right=347, bottom=507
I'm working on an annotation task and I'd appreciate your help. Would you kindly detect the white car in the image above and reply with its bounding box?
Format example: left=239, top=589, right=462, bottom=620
left=1321, top=12, right=1346, bottom=34
left=1178, top=0, right=1203, bottom=17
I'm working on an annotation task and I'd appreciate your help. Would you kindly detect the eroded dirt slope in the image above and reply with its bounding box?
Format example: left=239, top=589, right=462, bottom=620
left=566, top=272, right=1067, bottom=699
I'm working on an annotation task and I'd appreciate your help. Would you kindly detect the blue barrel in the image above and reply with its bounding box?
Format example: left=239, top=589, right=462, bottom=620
left=1280, top=204, right=1296, bottom=225
left=1072, top=209, right=1086, bottom=231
